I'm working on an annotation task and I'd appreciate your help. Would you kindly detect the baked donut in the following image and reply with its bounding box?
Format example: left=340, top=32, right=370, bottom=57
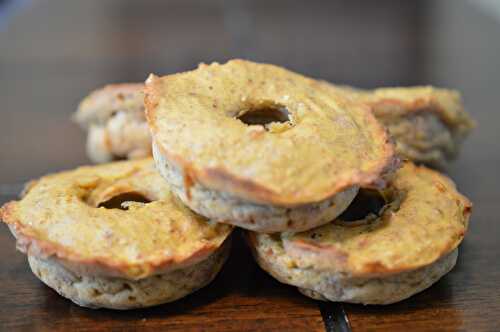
left=247, top=162, right=471, bottom=304
left=73, top=83, right=151, bottom=163
left=333, top=85, right=475, bottom=167
left=74, top=81, right=473, bottom=169
left=0, top=159, right=232, bottom=309
left=145, top=59, right=397, bottom=233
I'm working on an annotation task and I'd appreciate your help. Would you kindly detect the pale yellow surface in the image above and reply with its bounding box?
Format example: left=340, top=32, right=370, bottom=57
left=334, top=85, right=475, bottom=131
left=146, top=60, right=395, bottom=205
left=281, top=162, right=471, bottom=277
left=330, top=85, right=475, bottom=166
left=1, top=159, right=232, bottom=279
left=74, top=83, right=145, bottom=127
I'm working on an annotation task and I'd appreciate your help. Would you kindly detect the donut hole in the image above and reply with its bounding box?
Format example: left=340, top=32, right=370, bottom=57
left=337, top=189, right=387, bottom=223
left=236, top=103, right=291, bottom=130
left=112, top=155, right=128, bottom=161
left=97, top=191, right=151, bottom=210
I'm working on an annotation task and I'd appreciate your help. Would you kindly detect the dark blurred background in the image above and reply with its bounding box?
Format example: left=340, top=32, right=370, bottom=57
left=0, top=0, right=499, bottom=200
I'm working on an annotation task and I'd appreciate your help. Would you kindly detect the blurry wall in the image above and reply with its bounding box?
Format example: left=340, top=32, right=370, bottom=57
left=423, top=1, right=500, bottom=198
left=0, top=0, right=425, bottom=184
left=1, top=0, right=425, bottom=85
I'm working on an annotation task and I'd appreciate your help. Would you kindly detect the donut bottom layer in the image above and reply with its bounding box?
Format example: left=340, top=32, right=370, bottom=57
left=379, top=112, right=459, bottom=168
left=153, top=142, right=359, bottom=233
left=28, top=240, right=230, bottom=310
left=250, top=234, right=458, bottom=305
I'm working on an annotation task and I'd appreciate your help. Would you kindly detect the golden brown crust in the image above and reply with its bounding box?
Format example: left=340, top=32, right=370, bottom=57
left=73, top=83, right=151, bottom=163
left=331, top=85, right=475, bottom=166
left=74, top=83, right=145, bottom=127
left=249, top=229, right=459, bottom=304
left=152, top=139, right=360, bottom=232
left=0, top=159, right=232, bottom=280
left=371, top=87, right=473, bottom=131
left=145, top=59, right=397, bottom=206
left=332, top=85, right=474, bottom=127
left=252, top=162, right=471, bottom=278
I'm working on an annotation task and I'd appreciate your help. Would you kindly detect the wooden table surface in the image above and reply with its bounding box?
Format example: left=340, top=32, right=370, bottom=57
left=1, top=1, right=499, bottom=331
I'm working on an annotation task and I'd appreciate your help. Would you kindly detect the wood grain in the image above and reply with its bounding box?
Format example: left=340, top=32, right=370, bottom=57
left=0, top=224, right=325, bottom=332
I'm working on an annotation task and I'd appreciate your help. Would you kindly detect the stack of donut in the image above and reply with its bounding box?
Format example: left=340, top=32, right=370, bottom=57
left=1, top=60, right=473, bottom=309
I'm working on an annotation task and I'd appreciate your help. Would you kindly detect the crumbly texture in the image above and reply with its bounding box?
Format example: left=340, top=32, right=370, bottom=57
left=28, top=240, right=230, bottom=309
left=73, top=83, right=151, bottom=163
left=1, top=159, right=232, bottom=279
left=251, top=232, right=457, bottom=305
left=380, top=112, right=455, bottom=167
left=281, top=163, right=471, bottom=276
left=85, top=112, right=151, bottom=163
left=153, top=142, right=358, bottom=233
left=334, top=85, right=475, bottom=167
left=145, top=59, right=396, bottom=206
left=247, top=162, right=471, bottom=304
